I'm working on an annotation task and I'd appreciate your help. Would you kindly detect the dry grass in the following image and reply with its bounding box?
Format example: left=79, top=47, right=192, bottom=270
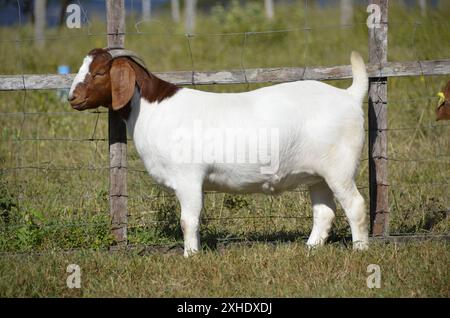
left=0, top=241, right=448, bottom=297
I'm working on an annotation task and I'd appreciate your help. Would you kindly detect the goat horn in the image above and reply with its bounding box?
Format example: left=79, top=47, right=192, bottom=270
left=105, top=48, right=148, bottom=70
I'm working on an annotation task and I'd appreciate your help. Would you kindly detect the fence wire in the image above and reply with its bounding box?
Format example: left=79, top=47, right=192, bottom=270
left=0, top=0, right=449, bottom=255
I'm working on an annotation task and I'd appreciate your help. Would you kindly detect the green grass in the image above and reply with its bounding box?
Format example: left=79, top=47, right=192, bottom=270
left=0, top=241, right=448, bottom=297
left=0, top=0, right=449, bottom=297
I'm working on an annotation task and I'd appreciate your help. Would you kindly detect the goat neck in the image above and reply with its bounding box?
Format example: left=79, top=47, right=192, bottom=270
left=114, top=58, right=179, bottom=122
left=127, top=59, right=179, bottom=105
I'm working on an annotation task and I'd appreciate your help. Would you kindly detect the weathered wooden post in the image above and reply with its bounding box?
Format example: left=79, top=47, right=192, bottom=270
left=171, top=0, right=180, bottom=23
left=368, top=0, right=389, bottom=237
left=265, top=0, right=275, bottom=20
left=34, top=0, right=46, bottom=49
left=340, top=0, right=353, bottom=26
left=185, top=0, right=197, bottom=33
left=106, top=0, right=128, bottom=247
left=418, top=0, right=426, bottom=17
left=142, top=0, right=151, bottom=21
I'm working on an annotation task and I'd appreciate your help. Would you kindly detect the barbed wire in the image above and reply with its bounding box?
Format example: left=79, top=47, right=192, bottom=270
left=1, top=148, right=449, bottom=172
left=2, top=19, right=450, bottom=44
left=0, top=102, right=447, bottom=119
left=1, top=207, right=447, bottom=234
left=2, top=230, right=450, bottom=258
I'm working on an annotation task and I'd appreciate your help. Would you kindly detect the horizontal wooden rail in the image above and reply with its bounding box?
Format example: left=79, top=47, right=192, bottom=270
left=0, top=59, right=449, bottom=91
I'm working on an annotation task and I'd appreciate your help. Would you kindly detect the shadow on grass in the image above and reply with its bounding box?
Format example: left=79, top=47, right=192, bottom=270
left=200, top=228, right=354, bottom=251
left=132, top=228, right=355, bottom=256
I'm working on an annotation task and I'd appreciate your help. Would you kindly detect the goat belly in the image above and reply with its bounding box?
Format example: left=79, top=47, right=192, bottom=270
left=203, top=166, right=321, bottom=195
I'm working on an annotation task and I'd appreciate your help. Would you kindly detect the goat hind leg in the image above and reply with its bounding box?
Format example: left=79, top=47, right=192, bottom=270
left=307, top=181, right=336, bottom=248
left=327, top=180, right=369, bottom=250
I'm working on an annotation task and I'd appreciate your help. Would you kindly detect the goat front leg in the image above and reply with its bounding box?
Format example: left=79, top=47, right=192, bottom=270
left=175, top=183, right=203, bottom=257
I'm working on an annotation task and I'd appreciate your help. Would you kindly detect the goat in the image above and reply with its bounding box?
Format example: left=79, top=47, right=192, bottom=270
left=68, top=48, right=369, bottom=256
left=436, top=80, right=450, bottom=121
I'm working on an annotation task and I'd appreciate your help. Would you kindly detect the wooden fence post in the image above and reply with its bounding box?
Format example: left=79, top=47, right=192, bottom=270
left=265, top=0, right=275, bottom=20
left=142, top=0, right=151, bottom=21
left=106, top=0, right=127, bottom=247
left=185, top=0, right=197, bottom=33
left=171, top=0, right=180, bottom=23
left=34, top=0, right=46, bottom=49
left=419, top=0, right=427, bottom=17
left=368, top=0, right=389, bottom=237
left=340, top=0, right=353, bottom=26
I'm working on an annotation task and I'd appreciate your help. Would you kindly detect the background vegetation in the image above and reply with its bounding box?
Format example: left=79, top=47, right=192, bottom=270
left=0, top=0, right=448, bottom=297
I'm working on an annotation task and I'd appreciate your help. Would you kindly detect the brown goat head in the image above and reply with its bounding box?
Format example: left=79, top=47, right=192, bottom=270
left=68, top=48, right=178, bottom=114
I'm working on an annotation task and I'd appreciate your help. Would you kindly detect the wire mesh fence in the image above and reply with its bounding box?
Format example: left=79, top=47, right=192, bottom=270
left=0, top=0, right=449, bottom=255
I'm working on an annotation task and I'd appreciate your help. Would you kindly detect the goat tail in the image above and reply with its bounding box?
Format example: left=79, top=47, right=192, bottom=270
left=347, top=51, right=368, bottom=102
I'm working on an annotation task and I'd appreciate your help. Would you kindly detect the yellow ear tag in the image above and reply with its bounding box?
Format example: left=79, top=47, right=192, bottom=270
left=437, top=92, right=445, bottom=106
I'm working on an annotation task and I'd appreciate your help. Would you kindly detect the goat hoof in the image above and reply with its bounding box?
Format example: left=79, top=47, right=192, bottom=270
left=353, top=241, right=369, bottom=251
left=183, top=248, right=199, bottom=258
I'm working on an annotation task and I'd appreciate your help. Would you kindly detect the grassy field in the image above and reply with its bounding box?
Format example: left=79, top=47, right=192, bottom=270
left=0, top=1, right=449, bottom=297
left=0, top=241, right=449, bottom=297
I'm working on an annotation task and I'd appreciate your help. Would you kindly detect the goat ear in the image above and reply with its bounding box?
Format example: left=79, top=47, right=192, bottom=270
left=110, top=58, right=136, bottom=111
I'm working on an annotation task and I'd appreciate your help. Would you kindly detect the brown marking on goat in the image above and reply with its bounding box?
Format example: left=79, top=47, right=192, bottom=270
left=125, top=58, right=179, bottom=105
left=69, top=48, right=179, bottom=120
left=436, top=80, right=450, bottom=121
